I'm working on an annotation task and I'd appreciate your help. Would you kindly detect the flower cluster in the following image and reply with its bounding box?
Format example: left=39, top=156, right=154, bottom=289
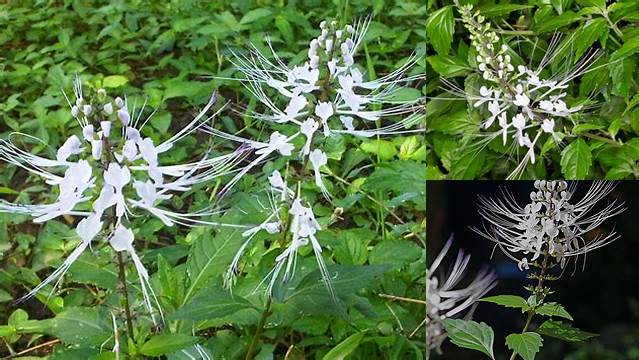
left=0, top=78, right=248, bottom=324
left=212, top=17, right=424, bottom=196
left=212, top=17, right=424, bottom=291
left=475, top=181, right=625, bottom=271
left=449, top=5, right=599, bottom=179
left=427, top=235, right=497, bottom=353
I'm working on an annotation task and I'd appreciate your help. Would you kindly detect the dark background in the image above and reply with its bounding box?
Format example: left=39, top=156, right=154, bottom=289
left=427, top=181, right=639, bottom=360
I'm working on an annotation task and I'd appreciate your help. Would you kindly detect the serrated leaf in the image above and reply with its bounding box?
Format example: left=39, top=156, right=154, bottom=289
left=560, top=138, right=592, bottom=179
left=611, top=36, right=639, bottom=61
left=426, top=6, right=454, bottom=55
left=442, top=319, right=495, bottom=359
left=481, top=295, right=529, bottom=312
left=535, top=302, right=573, bottom=320
left=139, top=334, right=200, bottom=356
left=363, top=161, right=426, bottom=197
left=427, top=55, right=471, bottom=77
left=506, top=332, right=543, bottom=360
left=537, top=320, right=598, bottom=342
left=360, top=139, right=397, bottom=160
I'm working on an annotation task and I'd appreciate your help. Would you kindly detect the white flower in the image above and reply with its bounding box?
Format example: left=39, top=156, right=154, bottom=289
left=427, top=235, right=497, bottom=353
left=109, top=224, right=164, bottom=325
left=315, top=101, right=334, bottom=136
left=211, top=17, right=424, bottom=295
left=450, top=4, right=601, bottom=179
left=475, top=181, right=624, bottom=270
left=512, top=113, right=526, bottom=129
left=255, top=132, right=295, bottom=156
left=117, top=107, right=130, bottom=126
left=1, top=81, right=247, bottom=317
left=300, top=118, right=319, bottom=155
left=309, top=149, right=330, bottom=199
left=513, top=93, right=530, bottom=107
left=56, top=135, right=83, bottom=162
left=541, top=119, right=555, bottom=133
left=103, top=103, right=113, bottom=115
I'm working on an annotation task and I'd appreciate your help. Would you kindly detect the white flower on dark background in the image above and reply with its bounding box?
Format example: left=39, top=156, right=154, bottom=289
left=427, top=235, right=497, bottom=353
left=475, top=180, right=625, bottom=271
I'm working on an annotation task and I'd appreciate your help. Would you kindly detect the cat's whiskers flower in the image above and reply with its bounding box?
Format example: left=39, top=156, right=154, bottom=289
left=427, top=235, right=497, bottom=353
left=474, top=180, right=625, bottom=271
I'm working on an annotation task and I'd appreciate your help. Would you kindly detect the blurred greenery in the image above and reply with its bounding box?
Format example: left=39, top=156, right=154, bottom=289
left=0, top=0, right=426, bottom=358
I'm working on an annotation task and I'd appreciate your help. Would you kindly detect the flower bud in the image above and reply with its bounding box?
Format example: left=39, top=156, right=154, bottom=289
left=103, top=102, right=113, bottom=115
left=101, top=121, right=112, bottom=137
left=71, top=105, right=80, bottom=118
left=114, top=96, right=124, bottom=108
left=82, top=104, right=93, bottom=116
left=117, top=107, right=130, bottom=126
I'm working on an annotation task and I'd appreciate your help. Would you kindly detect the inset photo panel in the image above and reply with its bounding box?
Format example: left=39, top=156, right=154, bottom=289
left=426, top=180, right=639, bottom=359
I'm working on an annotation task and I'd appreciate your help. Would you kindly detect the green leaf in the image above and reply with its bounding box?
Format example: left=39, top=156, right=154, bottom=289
left=450, top=146, right=486, bottom=179
left=102, top=75, right=128, bottom=88
left=275, top=15, right=294, bottom=45
left=289, top=265, right=390, bottom=300
left=46, top=307, right=111, bottom=346
left=139, top=334, right=200, bottom=356
left=285, top=265, right=389, bottom=317
left=169, top=288, right=255, bottom=321
left=360, top=139, right=397, bottom=160
left=363, top=161, right=426, bottom=195
left=535, top=11, right=582, bottom=33
left=322, top=332, right=364, bottom=360
left=537, top=320, right=598, bottom=342
left=442, top=319, right=495, bottom=359
left=427, top=55, right=471, bottom=77
left=477, top=4, right=531, bottom=16
left=239, top=8, right=272, bottom=25
left=369, top=240, right=422, bottom=268
left=611, top=36, right=639, bottom=61
left=481, top=295, right=529, bottom=312
left=505, top=332, right=543, bottom=360
left=184, top=225, right=243, bottom=304
left=572, top=18, right=607, bottom=60
left=560, top=139, right=592, bottom=179
left=535, top=302, right=573, bottom=320
left=426, top=6, right=454, bottom=55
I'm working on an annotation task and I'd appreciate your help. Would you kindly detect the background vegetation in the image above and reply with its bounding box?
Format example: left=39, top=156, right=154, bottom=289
left=0, top=0, right=426, bottom=358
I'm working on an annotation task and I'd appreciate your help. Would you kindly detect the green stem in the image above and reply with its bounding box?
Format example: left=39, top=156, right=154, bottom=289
left=116, top=251, right=135, bottom=340
left=509, top=311, right=535, bottom=360
left=245, top=297, right=273, bottom=360
left=509, top=243, right=551, bottom=360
